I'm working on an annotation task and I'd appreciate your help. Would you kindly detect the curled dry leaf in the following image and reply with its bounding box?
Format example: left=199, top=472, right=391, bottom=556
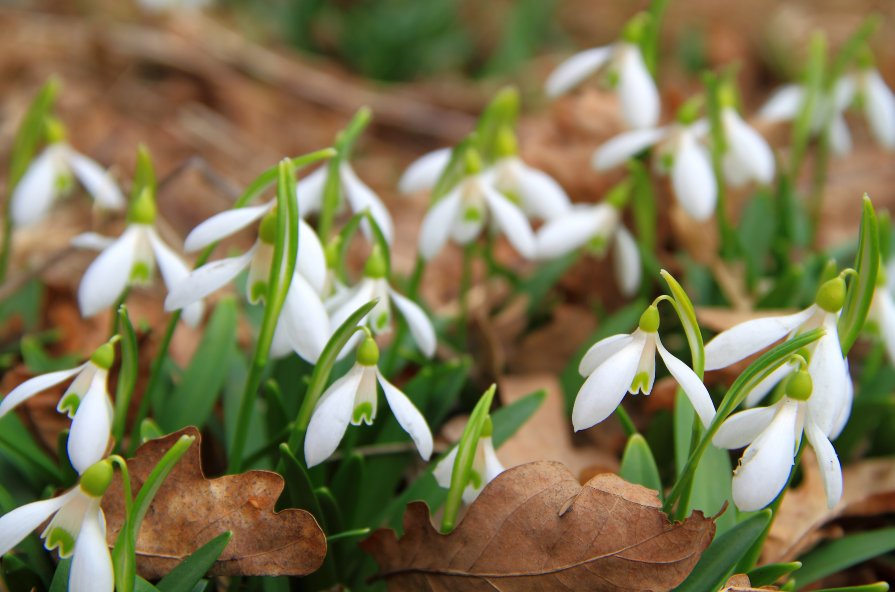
left=361, top=461, right=714, bottom=591
left=102, top=427, right=326, bottom=579
left=720, top=574, right=779, bottom=591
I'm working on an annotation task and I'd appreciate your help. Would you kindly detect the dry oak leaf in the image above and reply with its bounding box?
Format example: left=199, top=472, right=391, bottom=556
left=101, top=427, right=326, bottom=579
left=720, top=574, right=779, bottom=591
left=361, top=461, right=714, bottom=591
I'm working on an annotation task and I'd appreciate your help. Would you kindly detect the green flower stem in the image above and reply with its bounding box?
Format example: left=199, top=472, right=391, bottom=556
left=789, top=33, right=826, bottom=181
left=703, top=72, right=737, bottom=260
left=458, top=243, right=475, bottom=348
left=109, top=287, right=131, bottom=340
left=112, top=306, right=138, bottom=448
left=109, top=455, right=133, bottom=519
left=441, top=385, right=496, bottom=533
left=663, top=328, right=825, bottom=517
left=317, top=108, right=372, bottom=241
left=228, top=160, right=299, bottom=473
left=614, top=405, right=637, bottom=437
left=808, top=129, right=832, bottom=246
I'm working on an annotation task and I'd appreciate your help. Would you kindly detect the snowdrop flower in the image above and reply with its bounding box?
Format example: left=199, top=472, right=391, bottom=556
left=0, top=460, right=114, bottom=592
left=714, top=369, right=842, bottom=511
left=417, top=148, right=536, bottom=260
left=305, top=336, right=433, bottom=467
left=593, top=118, right=716, bottom=221
left=165, top=204, right=330, bottom=362
left=573, top=305, right=715, bottom=431
left=868, top=267, right=895, bottom=366
left=535, top=198, right=640, bottom=296
left=851, top=65, right=895, bottom=149
left=75, top=188, right=203, bottom=326
left=705, top=276, right=852, bottom=437
left=328, top=246, right=436, bottom=357
left=295, top=163, right=394, bottom=243
left=719, top=104, right=775, bottom=187
left=545, top=16, right=659, bottom=129
left=433, top=430, right=505, bottom=503
left=11, top=123, right=125, bottom=226
left=0, top=342, right=114, bottom=474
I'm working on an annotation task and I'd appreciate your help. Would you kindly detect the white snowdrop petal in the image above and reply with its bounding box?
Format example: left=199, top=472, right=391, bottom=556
left=304, top=367, right=364, bottom=467
left=11, top=149, right=59, bottom=226
left=758, top=85, right=804, bottom=122
left=723, top=109, right=775, bottom=185
left=268, top=323, right=293, bottom=359
left=481, top=437, right=505, bottom=483
left=807, top=316, right=848, bottom=435
left=389, top=288, right=436, bottom=358
left=78, top=228, right=140, bottom=318
left=743, top=362, right=794, bottom=408
left=618, top=44, right=660, bottom=129
left=515, top=165, right=571, bottom=221
left=378, top=372, right=434, bottom=460
left=864, top=70, right=895, bottom=149
left=0, top=365, right=85, bottom=418
left=612, top=226, right=641, bottom=297
left=805, top=420, right=843, bottom=509
left=482, top=185, right=536, bottom=259
left=572, top=339, right=643, bottom=431
left=68, top=372, right=112, bottom=474
left=183, top=204, right=272, bottom=253
left=67, top=152, right=125, bottom=211
left=545, top=46, right=613, bottom=98
left=148, top=230, right=204, bottom=326
left=704, top=306, right=817, bottom=370
left=878, top=290, right=895, bottom=367
left=296, top=166, right=327, bottom=216
left=829, top=115, right=853, bottom=156
left=657, top=340, right=715, bottom=427
left=732, top=401, right=798, bottom=511
left=164, top=247, right=255, bottom=311
left=432, top=446, right=459, bottom=489
left=0, top=493, right=72, bottom=555
left=579, top=333, right=634, bottom=376
left=593, top=128, right=666, bottom=170
left=672, top=133, right=716, bottom=221
left=828, top=366, right=853, bottom=441
left=69, top=508, right=113, bottom=592
left=341, top=163, right=394, bottom=244
left=535, top=207, right=606, bottom=260
left=399, top=148, right=452, bottom=194
left=328, top=280, right=375, bottom=335
left=297, top=218, right=328, bottom=295
left=418, top=190, right=462, bottom=260
left=713, top=405, right=778, bottom=449
left=282, top=274, right=331, bottom=363
left=71, top=232, right=115, bottom=251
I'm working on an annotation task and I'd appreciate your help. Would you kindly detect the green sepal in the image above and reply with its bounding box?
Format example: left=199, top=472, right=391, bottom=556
left=474, top=87, right=519, bottom=162
left=619, top=433, right=662, bottom=496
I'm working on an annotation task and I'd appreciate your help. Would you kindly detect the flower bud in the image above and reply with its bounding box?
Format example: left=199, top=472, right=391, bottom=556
left=464, top=148, right=483, bottom=176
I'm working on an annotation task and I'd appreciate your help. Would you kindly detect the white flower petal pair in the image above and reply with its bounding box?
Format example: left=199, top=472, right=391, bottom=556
left=296, top=163, right=395, bottom=243
left=574, top=328, right=715, bottom=432
left=11, top=143, right=125, bottom=227
left=304, top=362, right=433, bottom=467
left=720, top=107, right=775, bottom=186
left=0, top=362, right=111, bottom=474
left=485, top=157, right=571, bottom=222
left=433, top=436, right=505, bottom=503
left=418, top=174, right=536, bottom=260
left=0, top=487, right=112, bottom=592
left=594, top=123, right=717, bottom=221
left=535, top=204, right=640, bottom=296
left=546, top=43, right=660, bottom=130
left=77, top=224, right=203, bottom=326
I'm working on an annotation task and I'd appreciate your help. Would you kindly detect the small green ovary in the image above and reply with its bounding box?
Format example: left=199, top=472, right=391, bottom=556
left=352, top=402, right=375, bottom=425
left=45, top=527, right=75, bottom=558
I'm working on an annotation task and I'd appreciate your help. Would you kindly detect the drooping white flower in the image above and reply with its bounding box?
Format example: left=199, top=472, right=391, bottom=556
left=295, top=163, right=394, bottom=244
left=868, top=272, right=895, bottom=366
left=573, top=305, right=715, bottom=431
left=713, top=370, right=842, bottom=511
left=0, top=343, right=114, bottom=473
left=417, top=151, right=536, bottom=260
left=433, top=434, right=505, bottom=503
left=74, top=189, right=203, bottom=326
left=704, top=276, right=852, bottom=438
left=0, top=460, right=114, bottom=592
left=11, top=140, right=125, bottom=227
left=546, top=41, right=660, bottom=129
left=327, top=246, right=436, bottom=358
left=165, top=203, right=330, bottom=362
left=305, top=336, right=433, bottom=467
left=593, top=120, right=717, bottom=221
left=719, top=106, right=776, bottom=187
left=535, top=202, right=640, bottom=296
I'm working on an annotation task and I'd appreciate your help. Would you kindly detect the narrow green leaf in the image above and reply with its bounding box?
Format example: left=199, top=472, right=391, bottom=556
left=674, top=510, right=771, bottom=592
left=135, top=577, right=162, bottom=592
left=661, top=270, right=704, bottom=374
left=233, top=149, right=336, bottom=209
left=278, top=445, right=326, bottom=528
left=156, top=532, right=231, bottom=592
left=812, top=584, right=889, bottom=592
left=8, top=78, right=58, bottom=190
left=131, top=145, right=156, bottom=202
left=839, top=195, right=879, bottom=354
left=794, top=527, right=895, bottom=588
left=619, top=433, right=662, bottom=495
left=158, top=298, right=237, bottom=431
left=630, top=159, right=657, bottom=253
left=331, top=452, right=364, bottom=527
left=747, top=561, right=801, bottom=587
left=491, top=389, right=545, bottom=447
left=113, top=305, right=139, bottom=444
left=48, top=558, right=72, bottom=592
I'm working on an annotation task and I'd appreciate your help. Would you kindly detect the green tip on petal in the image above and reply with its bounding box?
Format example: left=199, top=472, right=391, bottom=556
left=639, top=305, right=660, bottom=333
left=45, top=527, right=76, bottom=557
left=258, top=209, right=279, bottom=245
left=250, top=281, right=268, bottom=304
left=630, top=371, right=651, bottom=394
left=80, top=459, right=114, bottom=498
left=468, top=468, right=483, bottom=491
left=90, top=342, right=116, bottom=370
left=357, top=336, right=380, bottom=367
left=58, top=393, right=81, bottom=418
left=364, top=245, right=388, bottom=279
left=128, top=186, right=157, bottom=225
left=130, top=261, right=152, bottom=285
left=816, top=276, right=847, bottom=313
left=352, top=402, right=375, bottom=425
left=785, top=369, right=813, bottom=401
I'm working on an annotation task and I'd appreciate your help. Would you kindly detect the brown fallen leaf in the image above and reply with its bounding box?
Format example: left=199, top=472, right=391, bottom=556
left=763, top=450, right=895, bottom=563
left=362, top=461, right=714, bottom=591
left=102, top=427, right=326, bottom=578
left=720, top=574, right=779, bottom=591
